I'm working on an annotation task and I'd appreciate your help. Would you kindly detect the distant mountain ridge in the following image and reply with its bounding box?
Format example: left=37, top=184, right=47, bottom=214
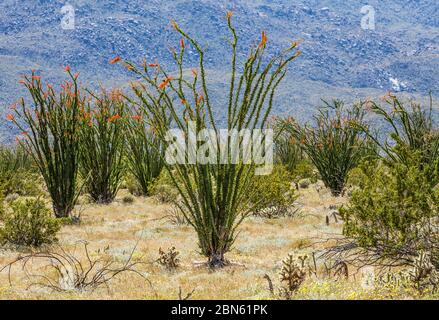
left=1, top=0, right=439, bottom=141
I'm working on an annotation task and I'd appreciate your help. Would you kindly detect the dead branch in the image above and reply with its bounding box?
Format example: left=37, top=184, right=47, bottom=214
left=0, top=240, right=152, bottom=294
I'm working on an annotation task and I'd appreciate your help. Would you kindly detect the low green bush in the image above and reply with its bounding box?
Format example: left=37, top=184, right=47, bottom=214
left=149, top=170, right=180, bottom=204
left=293, top=160, right=319, bottom=183
left=125, top=174, right=145, bottom=197
left=0, top=198, right=60, bottom=247
left=251, top=165, right=298, bottom=218
left=340, top=157, right=439, bottom=266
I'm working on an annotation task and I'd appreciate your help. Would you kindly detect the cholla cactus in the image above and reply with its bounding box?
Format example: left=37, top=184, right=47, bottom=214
left=409, top=250, right=439, bottom=293
left=278, top=253, right=308, bottom=299
left=157, top=246, right=180, bottom=271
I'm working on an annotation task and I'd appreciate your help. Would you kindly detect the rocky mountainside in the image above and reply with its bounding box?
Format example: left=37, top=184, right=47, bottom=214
left=1, top=0, right=438, bottom=141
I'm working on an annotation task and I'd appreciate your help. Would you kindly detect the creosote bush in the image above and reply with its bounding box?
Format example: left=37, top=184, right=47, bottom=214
left=328, top=95, right=439, bottom=272
left=340, top=157, right=439, bottom=267
left=149, top=170, right=180, bottom=204
left=251, top=165, right=298, bottom=218
left=119, top=14, right=301, bottom=267
left=78, top=88, right=126, bottom=204
left=283, top=100, right=368, bottom=196
left=8, top=69, right=83, bottom=217
left=0, top=198, right=60, bottom=247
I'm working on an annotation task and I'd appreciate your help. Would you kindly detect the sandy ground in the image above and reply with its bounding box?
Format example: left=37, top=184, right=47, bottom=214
left=0, top=184, right=427, bottom=300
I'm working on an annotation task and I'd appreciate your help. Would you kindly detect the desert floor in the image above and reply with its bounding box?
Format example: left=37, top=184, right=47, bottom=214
left=0, top=183, right=433, bottom=300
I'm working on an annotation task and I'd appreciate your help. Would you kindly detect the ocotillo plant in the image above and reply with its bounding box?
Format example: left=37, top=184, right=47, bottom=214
left=125, top=109, right=165, bottom=196
left=361, top=94, right=439, bottom=182
left=118, top=13, right=301, bottom=267
left=283, top=100, right=367, bottom=196
left=0, top=144, right=38, bottom=196
left=0, top=144, right=35, bottom=178
left=8, top=68, right=83, bottom=217
left=273, top=120, right=304, bottom=174
left=78, top=88, right=126, bottom=204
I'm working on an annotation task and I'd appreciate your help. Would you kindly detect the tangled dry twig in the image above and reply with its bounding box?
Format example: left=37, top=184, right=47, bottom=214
left=0, top=240, right=150, bottom=293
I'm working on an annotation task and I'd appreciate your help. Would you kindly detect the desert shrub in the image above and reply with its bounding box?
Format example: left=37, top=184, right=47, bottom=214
left=1, top=174, right=43, bottom=197
left=283, top=100, right=368, bottom=196
left=120, top=14, right=301, bottom=267
left=124, top=174, right=142, bottom=196
left=0, top=144, right=35, bottom=178
left=0, top=188, right=4, bottom=219
left=8, top=69, right=83, bottom=217
left=0, top=198, right=60, bottom=247
left=339, top=157, right=439, bottom=268
left=298, top=178, right=311, bottom=189
left=149, top=170, right=180, bottom=203
left=373, top=251, right=439, bottom=295
left=125, top=110, right=165, bottom=196
left=251, top=165, right=298, bottom=218
left=122, top=194, right=135, bottom=204
left=293, top=160, right=319, bottom=183
left=78, top=89, right=126, bottom=204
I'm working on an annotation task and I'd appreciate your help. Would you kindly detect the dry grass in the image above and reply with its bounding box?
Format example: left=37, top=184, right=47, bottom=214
left=0, top=186, right=436, bottom=300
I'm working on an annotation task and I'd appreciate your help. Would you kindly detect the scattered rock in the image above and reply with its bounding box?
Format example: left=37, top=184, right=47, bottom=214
left=299, top=179, right=311, bottom=189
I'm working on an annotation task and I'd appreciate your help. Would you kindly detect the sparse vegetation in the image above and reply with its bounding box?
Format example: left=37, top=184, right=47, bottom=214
left=0, top=241, right=147, bottom=293
left=1, top=12, right=439, bottom=301
left=122, top=194, right=135, bottom=204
